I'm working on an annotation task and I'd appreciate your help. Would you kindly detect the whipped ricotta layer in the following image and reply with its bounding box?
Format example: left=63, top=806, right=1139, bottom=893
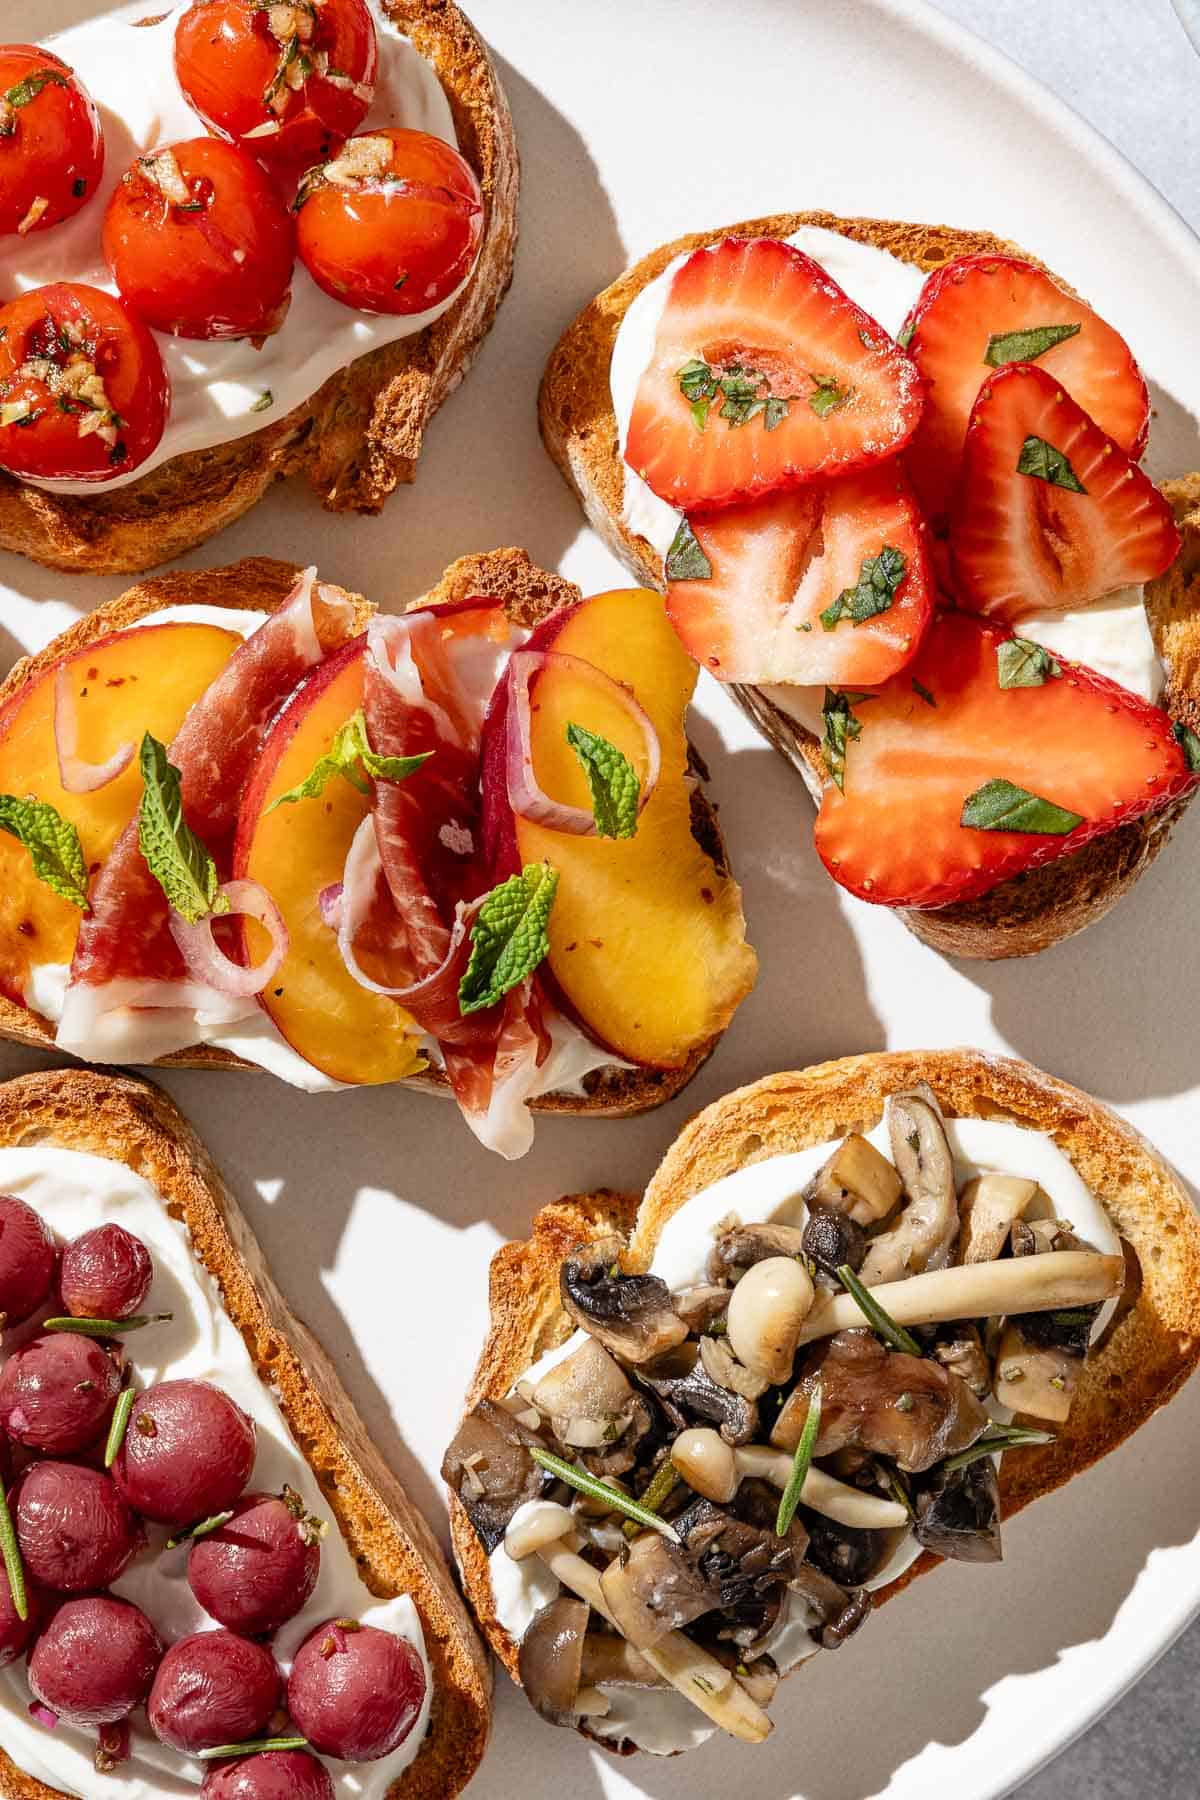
left=20, top=0, right=469, bottom=495
left=0, top=1146, right=432, bottom=1799
left=609, top=226, right=1166, bottom=703
left=31, top=604, right=627, bottom=1103
left=489, top=1114, right=1120, bottom=1755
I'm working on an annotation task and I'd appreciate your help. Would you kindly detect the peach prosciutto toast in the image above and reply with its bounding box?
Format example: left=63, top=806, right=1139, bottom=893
left=0, top=554, right=756, bottom=1158
left=540, top=216, right=1200, bottom=958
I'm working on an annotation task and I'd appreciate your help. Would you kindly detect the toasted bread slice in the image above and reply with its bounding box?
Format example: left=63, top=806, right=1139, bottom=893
left=0, top=552, right=736, bottom=1114
left=0, top=0, right=518, bottom=577
left=0, top=1065, right=491, bottom=1798
left=539, top=211, right=1200, bottom=959
left=447, top=1048, right=1200, bottom=1727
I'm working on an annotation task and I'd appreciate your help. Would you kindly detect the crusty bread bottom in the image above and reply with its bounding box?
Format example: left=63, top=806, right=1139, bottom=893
left=448, top=1049, right=1200, bottom=1726
left=0, top=1068, right=491, bottom=1800
left=538, top=209, right=1200, bottom=959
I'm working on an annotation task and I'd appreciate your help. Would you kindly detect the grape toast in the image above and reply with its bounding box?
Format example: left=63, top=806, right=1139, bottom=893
left=0, top=1065, right=491, bottom=1798
left=538, top=212, right=1200, bottom=959
left=0, top=0, right=519, bottom=577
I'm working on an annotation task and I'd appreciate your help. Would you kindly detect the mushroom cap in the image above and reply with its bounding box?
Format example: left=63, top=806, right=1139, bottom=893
left=518, top=1595, right=589, bottom=1727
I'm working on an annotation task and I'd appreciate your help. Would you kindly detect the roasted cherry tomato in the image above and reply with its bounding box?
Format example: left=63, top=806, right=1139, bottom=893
left=0, top=45, right=104, bottom=237
left=102, top=138, right=296, bottom=340
left=0, top=283, right=168, bottom=482
left=174, top=0, right=377, bottom=172
left=295, top=128, right=483, bottom=316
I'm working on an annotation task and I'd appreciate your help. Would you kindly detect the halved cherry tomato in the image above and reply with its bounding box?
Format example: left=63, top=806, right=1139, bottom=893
left=0, top=283, right=168, bottom=482
left=174, top=0, right=376, bottom=172
left=0, top=45, right=104, bottom=237
left=102, top=138, right=296, bottom=341
left=294, top=128, right=483, bottom=316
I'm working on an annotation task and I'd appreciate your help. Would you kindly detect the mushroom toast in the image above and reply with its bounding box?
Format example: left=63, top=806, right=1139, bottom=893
left=443, top=1049, right=1200, bottom=1756
left=539, top=211, right=1200, bottom=959
left=0, top=553, right=755, bottom=1159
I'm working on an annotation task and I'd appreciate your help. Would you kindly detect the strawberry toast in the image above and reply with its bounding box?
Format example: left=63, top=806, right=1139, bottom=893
left=0, top=1, right=517, bottom=575
left=0, top=553, right=756, bottom=1157
left=540, top=213, right=1200, bottom=959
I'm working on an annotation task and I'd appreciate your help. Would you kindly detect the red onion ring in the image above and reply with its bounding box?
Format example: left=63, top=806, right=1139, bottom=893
left=318, top=882, right=344, bottom=929
left=53, top=664, right=134, bottom=795
left=505, top=651, right=661, bottom=834
left=28, top=1704, right=58, bottom=1730
left=169, top=878, right=289, bottom=998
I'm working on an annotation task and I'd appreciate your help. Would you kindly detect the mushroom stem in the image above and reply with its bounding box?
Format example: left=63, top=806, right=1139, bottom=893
left=536, top=1540, right=773, bottom=1744
left=732, top=1446, right=908, bottom=1529
left=797, top=1251, right=1123, bottom=1345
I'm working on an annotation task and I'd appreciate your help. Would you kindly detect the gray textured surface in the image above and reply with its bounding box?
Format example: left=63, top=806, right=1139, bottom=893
left=924, top=10, right=1200, bottom=1794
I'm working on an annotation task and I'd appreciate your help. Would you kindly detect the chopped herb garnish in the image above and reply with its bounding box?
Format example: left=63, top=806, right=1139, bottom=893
left=530, top=1446, right=681, bottom=1542
left=1017, top=434, right=1087, bottom=493
left=984, top=322, right=1080, bottom=368
left=458, top=863, right=558, bottom=1016
left=165, top=1511, right=234, bottom=1551
left=0, top=794, right=89, bottom=909
left=104, top=1387, right=136, bottom=1469
left=72, top=178, right=88, bottom=198
left=776, top=1383, right=822, bottom=1537
left=997, top=637, right=1062, bottom=689
left=394, top=273, right=408, bottom=291
left=820, top=688, right=872, bottom=792
left=250, top=390, right=273, bottom=413
left=896, top=319, right=915, bottom=350
left=2, top=68, right=69, bottom=120
left=664, top=516, right=712, bottom=582
left=566, top=723, right=640, bottom=839
left=912, top=677, right=936, bottom=706
left=0, top=1480, right=27, bottom=1621
left=1172, top=721, right=1200, bottom=772
left=820, top=545, right=906, bottom=631
left=960, top=777, right=1083, bottom=835
left=895, top=1391, right=915, bottom=1413
left=675, top=357, right=796, bottom=432
left=943, top=1424, right=1054, bottom=1474
left=43, top=1313, right=172, bottom=1337
left=808, top=374, right=848, bottom=418
left=836, top=1263, right=923, bottom=1356
left=198, top=1737, right=310, bottom=1762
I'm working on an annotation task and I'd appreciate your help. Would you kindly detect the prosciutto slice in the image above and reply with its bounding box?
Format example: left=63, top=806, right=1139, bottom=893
left=357, top=609, right=552, bottom=1158
left=57, top=572, right=357, bottom=1064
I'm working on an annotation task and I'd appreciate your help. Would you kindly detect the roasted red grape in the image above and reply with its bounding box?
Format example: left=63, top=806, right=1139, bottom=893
left=60, top=1224, right=152, bottom=1320
left=0, top=1570, right=40, bottom=1667
left=112, top=1379, right=255, bottom=1524
left=28, top=1594, right=162, bottom=1726
left=0, top=1194, right=58, bottom=1325
left=12, top=1459, right=139, bottom=1592
left=288, top=1620, right=426, bottom=1761
left=148, top=1628, right=281, bottom=1754
left=188, top=1487, right=321, bottom=1634
left=0, top=1332, right=121, bottom=1453
left=201, top=1749, right=335, bottom=1800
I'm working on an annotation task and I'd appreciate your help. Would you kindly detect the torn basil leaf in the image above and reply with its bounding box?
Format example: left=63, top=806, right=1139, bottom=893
left=996, top=638, right=1063, bottom=689
left=664, top=517, right=712, bottom=582
left=1016, top=435, right=1087, bottom=493
left=984, top=322, right=1080, bottom=368
left=960, top=777, right=1083, bottom=835
left=808, top=374, right=848, bottom=418
left=821, top=689, right=872, bottom=792
left=820, top=545, right=906, bottom=631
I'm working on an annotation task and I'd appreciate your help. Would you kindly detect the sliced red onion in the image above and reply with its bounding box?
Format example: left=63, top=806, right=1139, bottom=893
left=169, top=878, right=289, bottom=998
left=505, top=651, right=661, bottom=834
left=318, top=882, right=343, bottom=929
left=28, top=1703, right=58, bottom=1731
left=53, top=663, right=134, bottom=795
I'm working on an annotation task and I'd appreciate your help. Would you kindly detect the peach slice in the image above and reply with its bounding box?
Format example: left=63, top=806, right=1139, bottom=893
left=482, top=588, right=757, bottom=1068
left=0, top=622, right=242, bottom=1011
left=234, top=641, right=425, bottom=1086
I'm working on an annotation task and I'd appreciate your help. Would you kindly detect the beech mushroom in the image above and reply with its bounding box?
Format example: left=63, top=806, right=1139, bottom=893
left=858, top=1090, right=959, bottom=1285
left=958, top=1173, right=1038, bottom=1263
left=699, top=1331, right=770, bottom=1401
left=580, top=1633, right=667, bottom=1688
left=707, top=1222, right=807, bottom=1283
left=804, top=1134, right=902, bottom=1226
left=672, top=1427, right=739, bottom=1503
left=726, top=1256, right=814, bottom=1384
left=993, top=1323, right=1079, bottom=1422
left=560, top=1237, right=687, bottom=1364
left=519, top=1596, right=590, bottom=1726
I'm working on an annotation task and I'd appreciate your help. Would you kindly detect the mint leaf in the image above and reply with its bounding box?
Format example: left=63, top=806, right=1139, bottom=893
left=459, top=863, right=559, bottom=1015
left=1173, top=721, right=1200, bottom=772
left=984, top=322, right=1080, bottom=368
left=137, top=734, right=226, bottom=924
left=1017, top=436, right=1087, bottom=493
left=960, top=778, right=1083, bottom=835
left=820, top=545, right=907, bottom=631
left=997, top=638, right=1062, bottom=689
left=664, top=517, right=712, bottom=582
left=566, top=723, right=639, bottom=838
left=809, top=374, right=848, bottom=418
left=678, top=358, right=718, bottom=404
left=821, top=689, right=872, bottom=793
left=0, top=794, right=88, bottom=909
left=266, top=710, right=430, bottom=812
left=912, top=678, right=936, bottom=707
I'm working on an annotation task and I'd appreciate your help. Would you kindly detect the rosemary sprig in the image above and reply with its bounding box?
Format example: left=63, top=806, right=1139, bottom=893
left=165, top=1511, right=234, bottom=1551
left=776, top=1382, right=822, bottom=1538
left=530, top=1446, right=681, bottom=1543
left=622, top=1459, right=680, bottom=1539
left=836, top=1263, right=923, bottom=1356
left=943, top=1424, right=1055, bottom=1474
left=44, top=1313, right=172, bottom=1337
left=198, top=1736, right=309, bottom=1761
left=0, top=1478, right=27, bottom=1620
left=104, top=1387, right=136, bottom=1469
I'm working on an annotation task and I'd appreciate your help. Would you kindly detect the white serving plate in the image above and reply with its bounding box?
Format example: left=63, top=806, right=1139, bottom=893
left=3, top=1, right=1200, bottom=1796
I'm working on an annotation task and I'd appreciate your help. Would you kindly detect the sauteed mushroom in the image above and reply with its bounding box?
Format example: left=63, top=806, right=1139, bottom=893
left=560, top=1237, right=687, bottom=1364
left=802, top=1206, right=867, bottom=1280
left=442, top=1399, right=549, bottom=1553
left=707, top=1223, right=807, bottom=1284
left=530, top=1338, right=653, bottom=1477
left=859, top=1089, right=959, bottom=1285
left=788, top=1565, right=872, bottom=1650
left=804, top=1134, right=902, bottom=1225
left=671, top=1283, right=732, bottom=1334
left=913, top=1457, right=1003, bottom=1563
left=519, top=1596, right=591, bottom=1726
left=638, top=1343, right=759, bottom=1445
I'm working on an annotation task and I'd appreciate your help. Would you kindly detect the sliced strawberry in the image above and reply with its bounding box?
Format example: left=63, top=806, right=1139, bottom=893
left=951, top=364, right=1180, bottom=621
left=813, top=610, right=1195, bottom=908
left=625, top=238, right=924, bottom=510
left=901, top=254, right=1149, bottom=524
left=666, top=464, right=935, bottom=686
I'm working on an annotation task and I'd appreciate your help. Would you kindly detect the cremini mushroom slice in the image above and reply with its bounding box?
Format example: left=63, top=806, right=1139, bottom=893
left=958, top=1173, right=1039, bottom=1263
left=798, top=1250, right=1125, bottom=1344
left=707, top=1222, right=808, bottom=1283
left=441, top=1398, right=549, bottom=1552
left=993, top=1323, right=1079, bottom=1422
left=560, top=1235, right=688, bottom=1364
left=803, top=1133, right=902, bottom=1226
left=530, top=1336, right=651, bottom=1473
left=858, top=1089, right=959, bottom=1284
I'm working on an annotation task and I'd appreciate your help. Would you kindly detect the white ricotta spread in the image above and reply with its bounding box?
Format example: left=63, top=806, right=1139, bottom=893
left=488, top=1115, right=1120, bottom=1754
left=0, top=1146, right=432, bottom=1798
left=19, top=0, right=469, bottom=495
left=609, top=226, right=1166, bottom=703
